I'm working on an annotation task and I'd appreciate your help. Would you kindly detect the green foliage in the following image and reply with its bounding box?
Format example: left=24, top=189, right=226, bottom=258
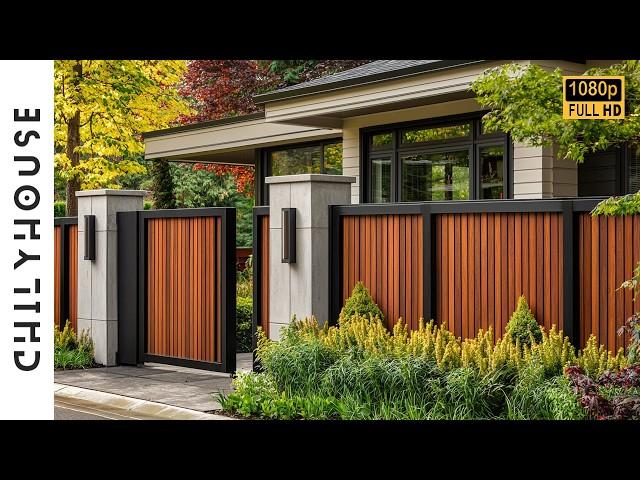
left=144, top=201, right=153, bottom=210
left=149, top=159, right=176, bottom=209
left=507, top=362, right=585, bottom=420
left=54, top=201, right=66, bottom=218
left=236, top=296, right=253, bottom=353
left=218, top=315, right=629, bottom=420
left=236, top=263, right=253, bottom=298
left=505, top=296, right=542, bottom=346
left=471, top=61, right=640, bottom=163
left=339, top=281, right=384, bottom=323
left=591, top=191, right=640, bottom=216
left=54, top=323, right=94, bottom=369
left=171, top=163, right=254, bottom=247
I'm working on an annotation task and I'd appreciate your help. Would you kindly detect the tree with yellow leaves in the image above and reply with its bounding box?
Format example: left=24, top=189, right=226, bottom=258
left=54, top=60, right=190, bottom=215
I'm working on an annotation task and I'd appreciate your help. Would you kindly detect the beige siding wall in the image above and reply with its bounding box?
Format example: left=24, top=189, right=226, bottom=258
left=340, top=60, right=591, bottom=203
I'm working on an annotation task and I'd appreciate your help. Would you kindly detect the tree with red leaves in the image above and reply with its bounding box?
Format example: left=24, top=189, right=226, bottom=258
left=178, top=60, right=370, bottom=197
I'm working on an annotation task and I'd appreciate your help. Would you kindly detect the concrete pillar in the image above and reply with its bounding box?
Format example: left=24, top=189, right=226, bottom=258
left=266, top=174, right=355, bottom=340
left=76, top=189, right=145, bottom=366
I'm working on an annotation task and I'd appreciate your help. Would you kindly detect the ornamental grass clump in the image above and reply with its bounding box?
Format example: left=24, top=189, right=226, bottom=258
left=506, top=296, right=542, bottom=347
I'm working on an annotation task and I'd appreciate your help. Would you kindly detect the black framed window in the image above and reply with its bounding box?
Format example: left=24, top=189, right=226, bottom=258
left=362, top=114, right=510, bottom=203
left=578, top=144, right=640, bottom=197
left=259, top=139, right=343, bottom=204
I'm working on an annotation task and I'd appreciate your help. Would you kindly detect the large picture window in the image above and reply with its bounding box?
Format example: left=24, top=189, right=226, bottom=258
left=363, top=114, right=510, bottom=203
left=260, top=139, right=343, bottom=204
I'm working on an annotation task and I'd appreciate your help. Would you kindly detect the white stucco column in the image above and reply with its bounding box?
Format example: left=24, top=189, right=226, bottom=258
left=76, top=189, right=145, bottom=366
left=266, top=174, right=355, bottom=340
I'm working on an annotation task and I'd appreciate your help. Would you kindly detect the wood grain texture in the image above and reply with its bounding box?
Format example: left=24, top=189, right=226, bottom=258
left=146, top=217, right=219, bottom=362
left=341, top=214, right=423, bottom=329
left=436, top=212, right=564, bottom=339
left=578, top=214, right=638, bottom=352
left=259, top=215, right=270, bottom=339
left=68, top=225, right=78, bottom=332
left=54, top=226, right=61, bottom=328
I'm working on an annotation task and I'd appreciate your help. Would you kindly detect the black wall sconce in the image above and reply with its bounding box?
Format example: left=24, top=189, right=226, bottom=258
left=84, top=215, right=96, bottom=261
left=281, top=208, right=296, bottom=263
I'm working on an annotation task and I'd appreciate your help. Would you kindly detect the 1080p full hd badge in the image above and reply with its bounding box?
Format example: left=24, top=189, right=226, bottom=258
left=563, top=76, right=625, bottom=119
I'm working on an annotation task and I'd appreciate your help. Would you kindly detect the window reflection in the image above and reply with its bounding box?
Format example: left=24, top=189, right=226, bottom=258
left=401, top=123, right=471, bottom=144
left=401, top=150, right=470, bottom=201
left=371, top=157, right=392, bottom=203
left=480, top=145, right=504, bottom=199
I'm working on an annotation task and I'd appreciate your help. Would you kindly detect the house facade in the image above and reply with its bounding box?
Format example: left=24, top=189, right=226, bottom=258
left=143, top=60, right=640, bottom=204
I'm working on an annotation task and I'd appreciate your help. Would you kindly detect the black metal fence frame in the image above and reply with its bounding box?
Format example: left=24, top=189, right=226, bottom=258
left=117, top=207, right=236, bottom=373
left=252, top=206, right=270, bottom=370
left=328, top=197, right=608, bottom=346
left=55, top=217, right=78, bottom=329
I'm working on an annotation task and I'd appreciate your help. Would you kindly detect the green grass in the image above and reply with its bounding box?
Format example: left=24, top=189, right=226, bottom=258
left=54, top=348, right=95, bottom=369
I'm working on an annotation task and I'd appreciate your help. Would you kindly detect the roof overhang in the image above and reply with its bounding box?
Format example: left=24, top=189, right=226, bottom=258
left=144, top=112, right=341, bottom=164
left=260, top=60, right=514, bottom=128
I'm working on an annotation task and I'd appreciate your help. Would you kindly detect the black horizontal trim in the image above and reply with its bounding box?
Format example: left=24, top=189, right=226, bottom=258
left=142, top=112, right=265, bottom=139
left=253, top=206, right=270, bottom=216
left=54, top=217, right=78, bottom=225
left=253, top=60, right=487, bottom=104
left=139, top=207, right=233, bottom=219
left=333, top=197, right=608, bottom=216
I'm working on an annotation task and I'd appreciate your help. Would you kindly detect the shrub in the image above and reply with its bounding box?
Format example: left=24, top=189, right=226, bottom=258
left=54, top=323, right=94, bottom=369
left=575, top=335, right=627, bottom=379
left=591, top=191, right=640, bottom=216
left=566, top=365, right=640, bottom=420
left=506, top=296, right=542, bottom=346
left=618, top=261, right=640, bottom=363
left=144, top=200, right=153, bottom=210
left=339, top=282, right=384, bottom=323
left=221, top=314, right=628, bottom=420
left=54, top=201, right=66, bottom=217
left=236, top=296, right=253, bottom=353
left=237, top=264, right=252, bottom=298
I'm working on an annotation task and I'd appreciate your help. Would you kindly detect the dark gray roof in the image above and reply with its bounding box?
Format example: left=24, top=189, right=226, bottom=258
left=254, top=60, right=486, bottom=103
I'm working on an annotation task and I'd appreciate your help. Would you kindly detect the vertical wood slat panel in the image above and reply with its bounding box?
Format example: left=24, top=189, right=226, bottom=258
left=54, top=224, right=78, bottom=332
left=68, top=225, right=78, bottom=332
left=578, top=213, right=638, bottom=352
left=146, top=216, right=219, bottom=363
left=54, top=226, right=61, bottom=328
left=259, top=215, right=270, bottom=339
left=436, top=212, right=564, bottom=339
left=341, top=214, right=423, bottom=329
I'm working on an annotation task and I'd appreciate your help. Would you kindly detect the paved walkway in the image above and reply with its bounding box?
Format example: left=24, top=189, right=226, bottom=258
left=54, top=353, right=252, bottom=413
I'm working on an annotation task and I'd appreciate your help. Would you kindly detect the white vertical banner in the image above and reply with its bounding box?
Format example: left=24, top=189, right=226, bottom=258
left=0, top=61, right=54, bottom=419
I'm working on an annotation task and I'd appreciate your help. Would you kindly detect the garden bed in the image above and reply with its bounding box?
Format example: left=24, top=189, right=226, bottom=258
left=219, top=285, right=639, bottom=420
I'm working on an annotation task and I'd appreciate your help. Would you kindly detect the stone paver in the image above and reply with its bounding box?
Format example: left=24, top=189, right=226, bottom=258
left=54, top=352, right=252, bottom=412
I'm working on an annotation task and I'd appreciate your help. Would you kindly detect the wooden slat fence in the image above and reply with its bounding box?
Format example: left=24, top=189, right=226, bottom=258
left=117, top=208, right=236, bottom=372
left=54, top=218, right=78, bottom=332
left=253, top=207, right=270, bottom=343
left=330, top=199, right=639, bottom=351
left=578, top=213, right=640, bottom=352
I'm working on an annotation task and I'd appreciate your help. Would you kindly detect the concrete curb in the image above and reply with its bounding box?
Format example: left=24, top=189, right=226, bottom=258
left=54, top=383, right=234, bottom=420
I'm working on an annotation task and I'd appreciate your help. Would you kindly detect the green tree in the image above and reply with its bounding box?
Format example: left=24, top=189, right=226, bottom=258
left=54, top=60, right=190, bottom=215
left=150, top=159, right=176, bottom=209
left=471, top=61, right=640, bottom=165
left=171, top=164, right=254, bottom=246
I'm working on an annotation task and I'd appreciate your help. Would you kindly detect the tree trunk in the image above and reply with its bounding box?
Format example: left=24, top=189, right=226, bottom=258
left=65, top=62, right=82, bottom=216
